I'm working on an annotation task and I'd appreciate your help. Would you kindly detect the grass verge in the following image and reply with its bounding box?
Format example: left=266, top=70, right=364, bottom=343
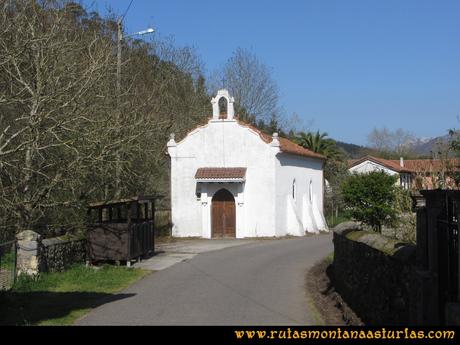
left=0, top=264, right=150, bottom=325
left=306, top=253, right=363, bottom=325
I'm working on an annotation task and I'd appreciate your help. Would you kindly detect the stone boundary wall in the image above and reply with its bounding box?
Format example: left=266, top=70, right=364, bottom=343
left=41, top=236, right=86, bottom=272
left=333, top=221, right=417, bottom=325
left=16, top=231, right=86, bottom=275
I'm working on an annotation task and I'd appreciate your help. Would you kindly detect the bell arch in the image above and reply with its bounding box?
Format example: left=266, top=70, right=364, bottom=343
left=211, top=89, right=235, bottom=120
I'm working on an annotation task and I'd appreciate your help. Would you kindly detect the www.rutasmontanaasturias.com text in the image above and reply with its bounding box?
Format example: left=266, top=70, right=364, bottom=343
left=234, top=327, right=456, bottom=340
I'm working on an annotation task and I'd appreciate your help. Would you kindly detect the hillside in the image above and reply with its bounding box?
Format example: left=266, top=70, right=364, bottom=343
left=336, top=132, right=457, bottom=159
left=335, top=141, right=376, bottom=159
left=410, top=134, right=452, bottom=156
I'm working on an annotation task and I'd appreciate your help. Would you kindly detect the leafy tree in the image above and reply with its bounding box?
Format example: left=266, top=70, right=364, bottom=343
left=323, top=158, right=349, bottom=226
left=294, top=131, right=348, bottom=225
left=294, top=130, right=345, bottom=181
left=294, top=131, right=343, bottom=162
left=449, top=129, right=460, bottom=187
left=341, top=171, right=398, bottom=232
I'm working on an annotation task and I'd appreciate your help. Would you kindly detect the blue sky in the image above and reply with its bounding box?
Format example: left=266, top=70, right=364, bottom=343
left=85, top=0, right=460, bottom=145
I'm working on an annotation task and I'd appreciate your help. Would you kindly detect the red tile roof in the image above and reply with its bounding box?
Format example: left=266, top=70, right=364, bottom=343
left=236, top=120, right=326, bottom=160
left=348, top=156, right=460, bottom=173
left=195, top=167, right=247, bottom=180
left=392, top=159, right=460, bottom=172
left=348, top=156, right=413, bottom=173
left=175, top=118, right=326, bottom=160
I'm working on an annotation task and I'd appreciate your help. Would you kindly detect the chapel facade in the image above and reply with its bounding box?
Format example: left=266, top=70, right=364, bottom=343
left=167, top=89, right=328, bottom=238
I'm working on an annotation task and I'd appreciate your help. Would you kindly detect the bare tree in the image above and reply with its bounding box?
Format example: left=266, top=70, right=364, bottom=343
left=367, top=127, right=416, bottom=157
left=119, top=35, right=210, bottom=198
left=393, top=128, right=416, bottom=156
left=210, top=47, right=279, bottom=123
left=0, top=0, right=212, bottom=235
left=0, top=1, right=131, bottom=229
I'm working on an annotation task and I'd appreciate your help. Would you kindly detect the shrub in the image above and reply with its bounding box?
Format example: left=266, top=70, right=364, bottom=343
left=341, top=171, right=398, bottom=232
left=391, top=187, right=416, bottom=243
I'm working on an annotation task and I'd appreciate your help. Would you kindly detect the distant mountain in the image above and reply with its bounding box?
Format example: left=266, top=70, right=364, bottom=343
left=336, top=133, right=457, bottom=159
left=335, top=141, right=375, bottom=159
left=410, top=134, right=452, bottom=156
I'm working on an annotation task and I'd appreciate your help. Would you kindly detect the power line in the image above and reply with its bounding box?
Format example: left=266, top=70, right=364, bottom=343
left=119, top=0, right=134, bottom=23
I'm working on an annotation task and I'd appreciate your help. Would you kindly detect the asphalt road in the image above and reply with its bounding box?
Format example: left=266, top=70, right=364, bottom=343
left=76, top=234, right=333, bottom=325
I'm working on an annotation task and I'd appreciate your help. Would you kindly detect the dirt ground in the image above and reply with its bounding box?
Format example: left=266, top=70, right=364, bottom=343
left=306, top=257, right=364, bottom=326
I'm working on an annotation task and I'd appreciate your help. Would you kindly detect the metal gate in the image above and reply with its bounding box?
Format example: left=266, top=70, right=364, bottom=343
left=0, top=240, right=17, bottom=290
left=437, top=193, right=459, bottom=319
left=416, top=190, right=460, bottom=324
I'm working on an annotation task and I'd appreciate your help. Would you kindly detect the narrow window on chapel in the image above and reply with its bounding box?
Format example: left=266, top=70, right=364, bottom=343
left=292, top=179, right=296, bottom=201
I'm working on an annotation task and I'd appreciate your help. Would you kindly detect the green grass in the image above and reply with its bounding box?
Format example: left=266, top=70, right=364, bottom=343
left=0, top=264, right=150, bottom=325
left=1, top=251, right=15, bottom=270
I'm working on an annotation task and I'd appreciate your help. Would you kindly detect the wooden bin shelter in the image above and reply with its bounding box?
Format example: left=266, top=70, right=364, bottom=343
left=87, top=195, right=161, bottom=267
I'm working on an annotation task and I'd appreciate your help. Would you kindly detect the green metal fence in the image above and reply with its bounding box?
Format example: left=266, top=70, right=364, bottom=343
left=0, top=240, right=16, bottom=290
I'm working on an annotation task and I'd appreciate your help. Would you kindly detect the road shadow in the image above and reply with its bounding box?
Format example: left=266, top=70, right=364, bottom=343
left=0, top=291, right=135, bottom=325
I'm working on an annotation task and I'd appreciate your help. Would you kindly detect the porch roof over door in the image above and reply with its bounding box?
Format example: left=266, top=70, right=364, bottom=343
left=195, top=167, right=247, bottom=183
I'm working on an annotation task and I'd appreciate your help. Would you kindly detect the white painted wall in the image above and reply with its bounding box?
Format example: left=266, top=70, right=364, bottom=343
left=275, top=154, right=326, bottom=234
left=349, top=161, right=398, bottom=176
left=168, top=106, right=327, bottom=238
left=348, top=160, right=411, bottom=189
left=168, top=119, right=277, bottom=238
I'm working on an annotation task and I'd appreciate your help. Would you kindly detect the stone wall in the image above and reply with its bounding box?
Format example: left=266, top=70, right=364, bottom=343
left=41, top=236, right=86, bottom=272
left=333, top=221, right=417, bottom=325
left=16, top=231, right=86, bottom=275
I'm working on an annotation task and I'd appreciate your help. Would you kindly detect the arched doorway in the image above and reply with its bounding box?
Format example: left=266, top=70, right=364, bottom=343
left=211, top=189, right=236, bottom=238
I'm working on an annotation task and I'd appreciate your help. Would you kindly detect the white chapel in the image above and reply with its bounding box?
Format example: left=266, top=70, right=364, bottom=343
left=167, top=89, right=328, bottom=238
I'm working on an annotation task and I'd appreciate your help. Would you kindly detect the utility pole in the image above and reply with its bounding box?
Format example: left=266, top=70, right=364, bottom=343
left=115, top=18, right=123, bottom=199
left=117, top=19, right=123, bottom=103
left=113, top=19, right=154, bottom=199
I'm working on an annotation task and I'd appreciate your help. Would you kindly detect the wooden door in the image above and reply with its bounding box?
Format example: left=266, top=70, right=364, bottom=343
left=211, top=189, right=236, bottom=238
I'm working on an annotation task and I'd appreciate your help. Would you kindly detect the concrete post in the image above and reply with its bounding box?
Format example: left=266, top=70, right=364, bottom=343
left=16, top=230, right=42, bottom=276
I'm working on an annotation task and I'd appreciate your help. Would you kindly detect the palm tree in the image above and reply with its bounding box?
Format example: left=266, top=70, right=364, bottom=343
left=294, top=131, right=343, bottom=160
left=295, top=131, right=348, bottom=225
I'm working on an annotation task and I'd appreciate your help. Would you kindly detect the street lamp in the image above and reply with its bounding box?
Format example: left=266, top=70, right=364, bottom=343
left=117, top=22, right=155, bottom=98
left=127, top=28, right=155, bottom=38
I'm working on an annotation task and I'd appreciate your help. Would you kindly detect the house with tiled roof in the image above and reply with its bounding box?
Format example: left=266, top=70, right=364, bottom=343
left=167, top=89, right=327, bottom=239
left=348, top=155, right=459, bottom=190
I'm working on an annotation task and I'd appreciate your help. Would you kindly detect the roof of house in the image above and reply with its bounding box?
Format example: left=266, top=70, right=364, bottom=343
left=348, top=156, right=413, bottom=173
left=396, top=159, right=460, bottom=172
left=195, top=167, right=247, bottom=180
left=348, top=155, right=460, bottom=173
left=88, top=195, right=163, bottom=208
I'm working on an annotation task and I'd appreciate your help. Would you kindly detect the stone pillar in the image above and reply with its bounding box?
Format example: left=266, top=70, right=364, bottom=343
left=16, top=230, right=42, bottom=276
